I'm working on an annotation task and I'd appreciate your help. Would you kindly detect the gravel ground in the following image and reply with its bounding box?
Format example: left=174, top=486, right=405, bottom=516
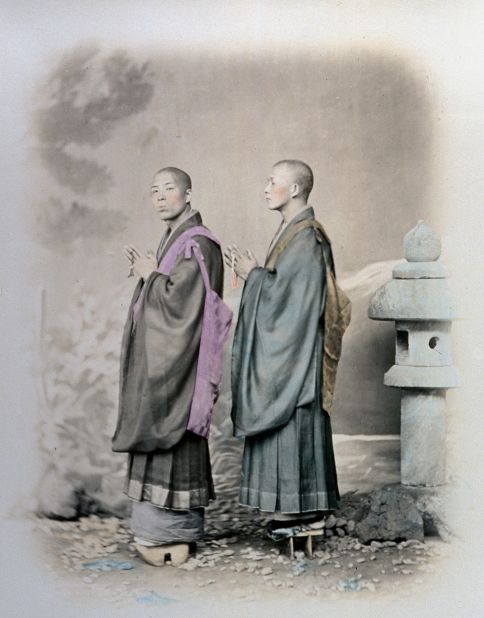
left=35, top=499, right=449, bottom=614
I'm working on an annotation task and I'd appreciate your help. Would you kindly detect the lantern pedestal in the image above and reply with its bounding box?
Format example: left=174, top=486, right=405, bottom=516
left=401, top=390, right=446, bottom=487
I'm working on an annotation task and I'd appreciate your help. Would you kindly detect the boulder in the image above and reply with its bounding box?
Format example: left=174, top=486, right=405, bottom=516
left=36, top=469, right=81, bottom=520
left=356, top=486, right=424, bottom=542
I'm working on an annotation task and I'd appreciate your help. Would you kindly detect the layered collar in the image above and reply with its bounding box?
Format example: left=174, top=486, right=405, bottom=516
left=265, top=206, right=315, bottom=266
left=157, top=210, right=203, bottom=264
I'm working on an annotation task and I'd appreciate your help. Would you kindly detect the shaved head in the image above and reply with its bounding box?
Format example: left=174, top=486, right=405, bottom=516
left=273, top=159, right=314, bottom=201
left=151, top=166, right=192, bottom=221
left=154, top=166, right=192, bottom=194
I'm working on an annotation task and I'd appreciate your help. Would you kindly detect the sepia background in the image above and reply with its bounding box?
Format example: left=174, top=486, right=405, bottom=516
left=29, top=41, right=438, bottom=518
left=1, top=1, right=483, bottom=616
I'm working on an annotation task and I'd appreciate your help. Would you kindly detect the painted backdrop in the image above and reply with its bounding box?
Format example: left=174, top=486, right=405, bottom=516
left=31, top=45, right=436, bottom=515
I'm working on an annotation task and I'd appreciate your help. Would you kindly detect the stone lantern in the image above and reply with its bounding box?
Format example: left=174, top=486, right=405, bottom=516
left=368, top=221, right=457, bottom=487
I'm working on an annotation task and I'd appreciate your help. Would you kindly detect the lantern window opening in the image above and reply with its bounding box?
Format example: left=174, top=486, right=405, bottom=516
left=396, top=329, right=409, bottom=355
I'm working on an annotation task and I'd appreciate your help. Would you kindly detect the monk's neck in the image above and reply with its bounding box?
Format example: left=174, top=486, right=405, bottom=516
left=280, top=200, right=309, bottom=225
left=167, top=204, right=193, bottom=230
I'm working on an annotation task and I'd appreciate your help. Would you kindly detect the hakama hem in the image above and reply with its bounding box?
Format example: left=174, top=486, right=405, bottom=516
left=125, top=431, right=215, bottom=511
left=239, top=406, right=340, bottom=514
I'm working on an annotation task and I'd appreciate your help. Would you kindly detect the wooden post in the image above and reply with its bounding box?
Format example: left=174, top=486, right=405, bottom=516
left=306, top=534, right=313, bottom=559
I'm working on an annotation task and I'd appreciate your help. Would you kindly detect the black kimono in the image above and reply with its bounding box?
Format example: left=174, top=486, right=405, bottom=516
left=112, top=211, right=223, bottom=523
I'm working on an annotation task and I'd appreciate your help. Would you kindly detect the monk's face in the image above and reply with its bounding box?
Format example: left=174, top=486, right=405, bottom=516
left=264, top=164, right=294, bottom=210
left=150, top=171, right=191, bottom=221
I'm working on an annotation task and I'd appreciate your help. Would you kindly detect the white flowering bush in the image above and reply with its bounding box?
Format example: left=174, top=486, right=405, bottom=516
left=37, top=282, right=242, bottom=518
left=37, top=283, right=130, bottom=517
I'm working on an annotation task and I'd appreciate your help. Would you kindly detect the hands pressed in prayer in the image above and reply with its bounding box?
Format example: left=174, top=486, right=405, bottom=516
left=223, top=244, right=259, bottom=282
left=123, top=245, right=157, bottom=280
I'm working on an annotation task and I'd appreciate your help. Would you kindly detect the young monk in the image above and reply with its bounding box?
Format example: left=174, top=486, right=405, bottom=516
left=226, top=160, right=346, bottom=532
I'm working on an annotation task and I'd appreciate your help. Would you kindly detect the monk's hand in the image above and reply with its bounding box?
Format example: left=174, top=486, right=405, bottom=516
left=123, top=245, right=157, bottom=280
left=224, top=244, right=258, bottom=281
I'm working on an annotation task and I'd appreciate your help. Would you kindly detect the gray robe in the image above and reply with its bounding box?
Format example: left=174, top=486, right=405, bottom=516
left=112, top=212, right=223, bottom=512
left=231, top=207, right=339, bottom=513
left=113, top=211, right=223, bottom=453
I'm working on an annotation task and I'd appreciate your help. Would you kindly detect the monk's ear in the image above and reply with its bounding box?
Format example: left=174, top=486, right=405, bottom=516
left=289, top=183, right=300, bottom=199
left=185, top=188, right=192, bottom=204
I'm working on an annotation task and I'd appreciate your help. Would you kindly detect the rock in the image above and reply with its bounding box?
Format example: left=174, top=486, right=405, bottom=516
left=261, top=567, right=273, bottom=576
left=406, top=539, right=426, bottom=549
left=346, top=520, right=356, bottom=533
left=336, top=528, right=345, bottom=537
left=335, top=518, right=347, bottom=528
left=413, top=490, right=451, bottom=541
left=356, top=487, right=424, bottom=543
left=36, top=471, right=81, bottom=520
left=318, top=558, right=329, bottom=566
left=325, top=514, right=337, bottom=529
left=233, top=563, right=246, bottom=572
left=179, top=558, right=201, bottom=570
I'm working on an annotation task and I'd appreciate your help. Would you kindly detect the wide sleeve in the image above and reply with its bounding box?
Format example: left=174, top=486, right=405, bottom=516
left=231, top=228, right=326, bottom=437
left=113, top=236, right=222, bottom=452
left=143, top=255, right=205, bottom=370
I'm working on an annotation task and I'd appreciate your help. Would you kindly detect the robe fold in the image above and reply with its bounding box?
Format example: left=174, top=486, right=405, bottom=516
left=231, top=207, right=340, bottom=513
left=112, top=211, right=222, bottom=511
